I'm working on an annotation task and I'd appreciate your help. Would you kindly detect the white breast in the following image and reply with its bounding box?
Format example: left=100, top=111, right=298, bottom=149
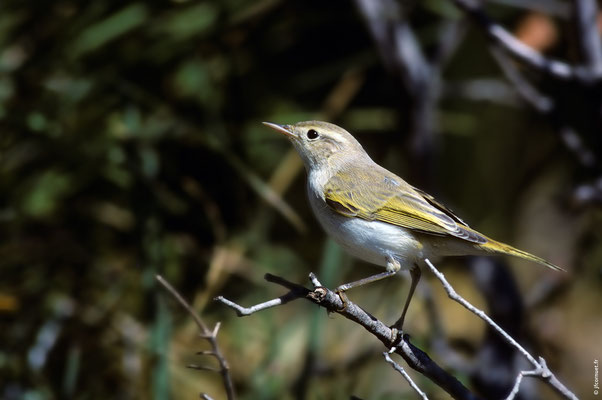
left=306, top=173, right=424, bottom=271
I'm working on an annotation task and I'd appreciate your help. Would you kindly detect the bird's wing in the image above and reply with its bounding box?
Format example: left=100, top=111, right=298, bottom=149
left=323, top=166, right=486, bottom=244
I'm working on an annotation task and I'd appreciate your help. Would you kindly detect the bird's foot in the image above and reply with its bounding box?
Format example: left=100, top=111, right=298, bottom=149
left=389, top=327, right=400, bottom=348
left=334, top=288, right=349, bottom=311
left=388, top=327, right=405, bottom=350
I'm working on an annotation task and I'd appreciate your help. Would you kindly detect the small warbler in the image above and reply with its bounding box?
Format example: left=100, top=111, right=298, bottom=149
left=263, top=120, right=562, bottom=333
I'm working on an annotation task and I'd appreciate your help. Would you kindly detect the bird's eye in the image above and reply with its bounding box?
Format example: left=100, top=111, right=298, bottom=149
left=307, top=129, right=319, bottom=140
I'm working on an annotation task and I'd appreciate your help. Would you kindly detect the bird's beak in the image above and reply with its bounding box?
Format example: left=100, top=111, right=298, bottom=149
left=262, top=122, right=296, bottom=138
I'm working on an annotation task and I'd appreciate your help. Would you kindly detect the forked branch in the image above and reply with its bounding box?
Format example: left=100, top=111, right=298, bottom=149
left=156, top=275, right=235, bottom=400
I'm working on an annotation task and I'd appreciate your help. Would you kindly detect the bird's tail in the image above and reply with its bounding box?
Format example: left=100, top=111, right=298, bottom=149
left=478, top=238, right=564, bottom=271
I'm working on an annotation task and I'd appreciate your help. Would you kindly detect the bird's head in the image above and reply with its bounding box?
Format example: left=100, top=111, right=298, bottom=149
left=263, top=120, right=367, bottom=172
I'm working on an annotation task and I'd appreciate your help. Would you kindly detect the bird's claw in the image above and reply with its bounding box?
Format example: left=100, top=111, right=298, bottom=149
left=334, top=289, right=349, bottom=311
left=389, top=327, right=404, bottom=348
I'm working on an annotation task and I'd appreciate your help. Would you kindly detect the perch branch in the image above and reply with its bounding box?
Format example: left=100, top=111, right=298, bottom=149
left=218, top=257, right=578, bottom=399
left=217, top=273, right=481, bottom=400
left=156, top=275, right=235, bottom=400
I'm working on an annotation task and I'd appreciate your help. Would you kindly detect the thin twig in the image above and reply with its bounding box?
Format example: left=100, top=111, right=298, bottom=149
left=490, top=46, right=554, bottom=113
left=214, top=274, right=311, bottom=316
left=423, top=259, right=578, bottom=400
left=504, top=363, right=547, bottom=400
left=188, top=364, right=220, bottom=372
left=432, top=19, right=467, bottom=68
left=424, top=259, right=537, bottom=365
left=156, top=275, right=236, bottom=400
left=383, top=351, right=429, bottom=400
left=213, top=296, right=290, bottom=316
left=157, top=275, right=209, bottom=332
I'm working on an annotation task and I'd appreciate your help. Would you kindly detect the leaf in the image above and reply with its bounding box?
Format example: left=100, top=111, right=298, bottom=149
left=70, top=4, right=148, bottom=57
left=22, top=170, right=71, bottom=217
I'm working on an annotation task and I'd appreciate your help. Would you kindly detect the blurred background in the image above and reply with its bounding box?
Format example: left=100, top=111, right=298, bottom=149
left=1, top=0, right=601, bottom=399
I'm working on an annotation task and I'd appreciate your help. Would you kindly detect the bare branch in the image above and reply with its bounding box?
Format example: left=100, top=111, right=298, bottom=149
left=559, top=126, right=597, bottom=168
left=354, top=0, right=439, bottom=167
left=217, top=272, right=482, bottom=400
left=573, top=0, right=602, bottom=74
left=424, top=260, right=537, bottom=364
left=156, top=275, right=236, bottom=400
left=489, top=0, right=570, bottom=17
left=490, top=46, right=554, bottom=113
left=490, top=43, right=599, bottom=170
left=383, top=351, right=429, bottom=400
left=446, top=0, right=578, bottom=80
left=572, top=177, right=602, bottom=206
left=354, top=0, right=431, bottom=89
left=505, top=360, right=550, bottom=400
left=215, top=274, right=310, bottom=316
left=423, top=259, right=578, bottom=400
left=218, top=259, right=579, bottom=399
left=157, top=275, right=208, bottom=331
left=432, top=19, right=468, bottom=68
left=214, top=296, right=293, bottom=316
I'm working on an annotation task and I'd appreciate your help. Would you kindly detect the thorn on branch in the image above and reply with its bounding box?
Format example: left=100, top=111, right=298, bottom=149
left=188, top=364, right=220, bottom=372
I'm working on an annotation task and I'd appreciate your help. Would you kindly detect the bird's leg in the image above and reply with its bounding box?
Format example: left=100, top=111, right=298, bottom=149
left=389, top=264, right=421, bottom=344
left=334, top=256, right=401, bottom=311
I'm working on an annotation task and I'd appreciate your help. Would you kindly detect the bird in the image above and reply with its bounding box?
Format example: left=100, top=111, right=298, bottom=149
left=263, top=120, right=562, bottom=338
